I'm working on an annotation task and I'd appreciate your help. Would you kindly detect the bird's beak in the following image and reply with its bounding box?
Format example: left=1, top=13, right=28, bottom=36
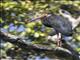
left=25, top=14, right=51, bottom=23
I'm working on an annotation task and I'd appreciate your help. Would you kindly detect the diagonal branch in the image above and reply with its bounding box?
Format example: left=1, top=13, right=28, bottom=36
left=0, top=31, right=79, bottom=60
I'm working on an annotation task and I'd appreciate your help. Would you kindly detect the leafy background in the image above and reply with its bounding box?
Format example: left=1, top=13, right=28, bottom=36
left=0, top=0, right=80, bottom=60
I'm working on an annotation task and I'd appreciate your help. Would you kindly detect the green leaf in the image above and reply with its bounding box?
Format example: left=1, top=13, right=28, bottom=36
left=34, top=32, right=40, bottom=38
left=76, top=48, right=80, bottom=52
left=4, top=25, right=9, bottom=29
left=0, top=18, right=3, bottom=23
left=25, top=28, right=32, bottom=33
left=76, top=35, right=80, bottom=41
left=19, top=32, right=26, bottom=36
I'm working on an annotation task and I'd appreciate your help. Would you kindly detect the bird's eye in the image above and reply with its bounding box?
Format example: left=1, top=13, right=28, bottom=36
left=62, top=10, right=65, bottom=13
left=61, top=10, right=71, bottom=15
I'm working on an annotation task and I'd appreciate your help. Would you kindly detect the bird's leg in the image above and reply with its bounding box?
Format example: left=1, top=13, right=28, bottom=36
left=56, top=33, right=62, bottom=47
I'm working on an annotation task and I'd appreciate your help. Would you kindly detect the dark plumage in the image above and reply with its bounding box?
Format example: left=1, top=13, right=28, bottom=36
left=28, top=9, right=80, bottom=46
left=40, top=11, right=74, bottom=46
left=41, top=14, right=72, bottom=36
left=40, top=9, right=80, bottom=46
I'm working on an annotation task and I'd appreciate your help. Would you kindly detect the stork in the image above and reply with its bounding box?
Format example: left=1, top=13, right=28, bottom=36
left=41, top=9, right=80, bottom=46
left=26, top=9, right=80, bottom=46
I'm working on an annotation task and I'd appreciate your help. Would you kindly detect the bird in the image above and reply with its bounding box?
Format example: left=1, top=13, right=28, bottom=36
left=41, top=12, right=72, bottom=46
left=26, top=9, right=80, bottom=47
left=41, top=9, right=80, bottom=46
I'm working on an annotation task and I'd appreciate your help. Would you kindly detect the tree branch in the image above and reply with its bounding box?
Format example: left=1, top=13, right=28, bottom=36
left=0, top=31, right=79, bottom=60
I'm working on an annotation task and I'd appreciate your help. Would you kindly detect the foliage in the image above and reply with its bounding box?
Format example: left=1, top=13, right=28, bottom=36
left=0, top=0, right=80, bottom=59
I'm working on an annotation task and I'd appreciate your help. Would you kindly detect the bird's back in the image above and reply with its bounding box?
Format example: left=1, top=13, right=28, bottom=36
left=42, top=14, right=72, bottom=36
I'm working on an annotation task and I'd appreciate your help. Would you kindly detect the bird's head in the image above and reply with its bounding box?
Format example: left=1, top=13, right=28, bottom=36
left=59, top=9, right=80, bottom=29
left=59, top=9, right=72, bottom=18
left=59, top=9, right=80, bottom=22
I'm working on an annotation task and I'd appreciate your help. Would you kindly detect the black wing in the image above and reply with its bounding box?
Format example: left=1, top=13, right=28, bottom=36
left=42, top=14, right=72, bottom=35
